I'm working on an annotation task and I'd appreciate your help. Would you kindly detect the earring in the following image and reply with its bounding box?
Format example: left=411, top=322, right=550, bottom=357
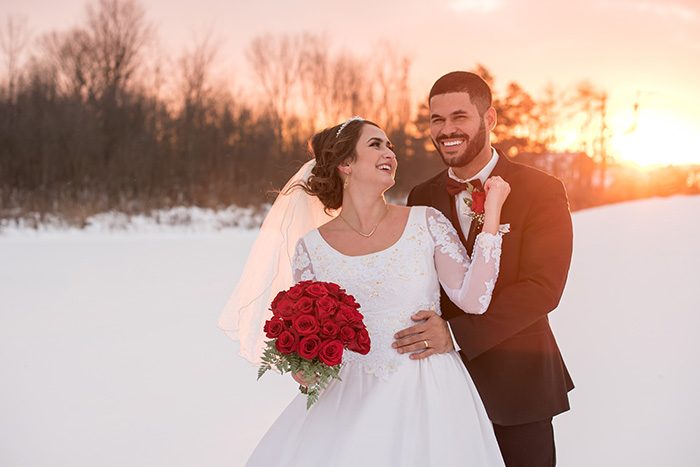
left=343, top=176, right=349, bottom=189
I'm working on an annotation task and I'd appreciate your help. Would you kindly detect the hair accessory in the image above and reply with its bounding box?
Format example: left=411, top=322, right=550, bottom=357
left=335, top=116, right=364, bottom=138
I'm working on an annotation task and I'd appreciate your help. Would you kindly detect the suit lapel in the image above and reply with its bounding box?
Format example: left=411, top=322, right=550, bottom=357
left=429, top=170, right=452, bottom=219
left=489, top=149, right=515, bottom=178
left=465, top=213, right=480, bottom=257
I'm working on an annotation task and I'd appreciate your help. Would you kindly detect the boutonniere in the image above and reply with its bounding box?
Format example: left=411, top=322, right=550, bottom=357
left=462, top=182, right=485, bottom=227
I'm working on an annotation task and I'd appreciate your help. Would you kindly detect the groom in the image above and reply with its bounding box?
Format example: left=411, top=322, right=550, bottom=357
left=395, top=71, right=574, bottom=466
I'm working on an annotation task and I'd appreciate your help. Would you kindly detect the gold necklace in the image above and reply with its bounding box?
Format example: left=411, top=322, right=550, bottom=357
left=339, top=206, right=389, bottom=238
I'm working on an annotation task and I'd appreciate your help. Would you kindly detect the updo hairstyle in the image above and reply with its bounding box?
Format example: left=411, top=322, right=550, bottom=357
left=294, top=119, right=379, bottom=211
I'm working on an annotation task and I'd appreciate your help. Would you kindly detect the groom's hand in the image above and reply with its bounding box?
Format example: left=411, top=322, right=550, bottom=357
left=392, top=310, right=454, bottom=360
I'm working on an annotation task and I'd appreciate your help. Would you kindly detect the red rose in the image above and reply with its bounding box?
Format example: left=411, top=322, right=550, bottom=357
left=339, top=326, right=356, bottom=346
left=286, top=284, right=304, bottom=301
left=305, top=283, right=328, bottom=298
left=275, top=330, right=298, bottom=355
left=320, top=320, right=340, bottom=339
left=263, top=318, right=286, bottom=339
left=349, top=328, right=371, bottom=355
left=275, top=297, right=296, bottom=320
left=340, top=294, right=359, bottom=308
left=293, top=314, right=320, bottom=336
left=318, top=339, right=344, bottom=366
left=336, top=304, right=358, bottom=325
left=315, top=295, right=338, bottom=320
left=298, top=335, right=322, bottom=360
left=323, top=282, right=342, bottom=298
left=349, top=309, right=363, bottom=325
left=293, top=296, right=314, bottom=315
left=471, top=190, right=486, bottom=214
left=270, top=291, right=285, bottom=310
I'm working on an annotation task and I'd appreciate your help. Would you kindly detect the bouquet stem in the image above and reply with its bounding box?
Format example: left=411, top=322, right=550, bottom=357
left=258, top=341, right=342, bottom=409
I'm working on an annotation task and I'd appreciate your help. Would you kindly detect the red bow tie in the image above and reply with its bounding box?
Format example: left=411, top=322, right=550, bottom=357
left=446, top=177, right=483, bottom=197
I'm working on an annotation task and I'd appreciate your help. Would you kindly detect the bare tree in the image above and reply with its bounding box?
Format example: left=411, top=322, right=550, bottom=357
left=175, top=31, right=222, bottom=177
left=369, top=42, right=412, bottom=134
left=329, top=51, right=370, bottom=123
left=40, top=29, right=91, bottom=99
left=298, top=32, right=331, bottom=129
left=40, top=0, right=152, bottom=105
left=533, top=83, right=562, bottom=150
left=85, top=0, right=152, bottom=103
left=0, top=16, right=30, bottom=103
left=178, top=31, right=219, bottom=112
left=246, top=33, right=304, bottom=143
left=568, top=81, right=599, bottom=155
left=566, top=81, right=611, bottom=184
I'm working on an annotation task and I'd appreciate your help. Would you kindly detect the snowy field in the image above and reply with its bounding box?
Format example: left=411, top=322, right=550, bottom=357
left=1, top=195, right=698, bottom=466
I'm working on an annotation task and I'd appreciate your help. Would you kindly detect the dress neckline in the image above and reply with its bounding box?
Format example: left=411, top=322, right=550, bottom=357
left=314, top=206, right=417, bottom=258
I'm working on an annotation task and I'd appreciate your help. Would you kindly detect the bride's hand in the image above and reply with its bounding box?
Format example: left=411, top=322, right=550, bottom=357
left=292, top=371, right=318, bottom=387
left=484, top=176, right=510, bottom=210
left=481, top=176, right=510, bottom=234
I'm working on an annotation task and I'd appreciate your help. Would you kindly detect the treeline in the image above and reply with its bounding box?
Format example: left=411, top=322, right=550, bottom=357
left=0, top=0, right=697, bottom=226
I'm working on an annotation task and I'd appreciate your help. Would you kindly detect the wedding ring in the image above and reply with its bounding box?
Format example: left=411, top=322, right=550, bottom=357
left=423, top=340, right=430, bottom=349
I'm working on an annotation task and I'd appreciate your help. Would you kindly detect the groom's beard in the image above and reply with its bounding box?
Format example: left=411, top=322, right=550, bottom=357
left=433, top=117, right=487, bottom=168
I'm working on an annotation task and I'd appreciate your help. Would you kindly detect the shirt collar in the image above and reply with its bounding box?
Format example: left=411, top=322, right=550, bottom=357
left=448, top=148, right=499, bottom=185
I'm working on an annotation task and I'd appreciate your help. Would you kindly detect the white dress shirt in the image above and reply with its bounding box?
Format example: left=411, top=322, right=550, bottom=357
left=445, top=148, right=499, bottom=352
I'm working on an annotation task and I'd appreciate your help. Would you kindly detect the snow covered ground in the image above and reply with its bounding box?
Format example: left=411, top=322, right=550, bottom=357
left=0, top=205, right=268, bottom=236
left=1, top=195, right=698, bottom=466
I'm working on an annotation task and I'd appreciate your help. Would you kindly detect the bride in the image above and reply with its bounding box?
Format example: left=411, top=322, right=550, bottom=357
left=219, top=117, right=511, bottom=466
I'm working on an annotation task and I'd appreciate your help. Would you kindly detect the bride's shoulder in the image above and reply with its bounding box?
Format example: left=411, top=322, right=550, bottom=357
left=405, top=205, right=447, bottom=221
left=387, top=204, right=414, bottom=224
left=316, top=217, right=343, bottom=237
left=389, top=204, right=412, bottom=215
left=388, top=204, right=446, bottom=223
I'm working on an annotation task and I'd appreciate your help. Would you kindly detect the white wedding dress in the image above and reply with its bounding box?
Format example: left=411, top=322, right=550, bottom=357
left=245, top=206, right=506, bottom=466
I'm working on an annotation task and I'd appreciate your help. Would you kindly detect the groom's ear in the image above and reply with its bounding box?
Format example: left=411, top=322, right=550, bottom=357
left=484, top=106, right=497, bottom=132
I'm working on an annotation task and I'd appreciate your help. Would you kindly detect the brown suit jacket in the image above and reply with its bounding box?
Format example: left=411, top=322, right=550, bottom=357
left=407, top=152, right=575, bottom=426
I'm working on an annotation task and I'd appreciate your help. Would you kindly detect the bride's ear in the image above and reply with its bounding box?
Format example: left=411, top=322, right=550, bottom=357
left=337, top=161, right=351, bottom=176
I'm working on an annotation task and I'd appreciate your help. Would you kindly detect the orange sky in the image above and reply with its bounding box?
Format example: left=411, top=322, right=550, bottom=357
left=4, top=0, right=700, bottom=167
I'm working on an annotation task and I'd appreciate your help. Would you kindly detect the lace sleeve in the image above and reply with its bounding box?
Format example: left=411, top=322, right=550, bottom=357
left=292, top=238, right=316, bottom=283
left=426, top=207, right=506, bottom=315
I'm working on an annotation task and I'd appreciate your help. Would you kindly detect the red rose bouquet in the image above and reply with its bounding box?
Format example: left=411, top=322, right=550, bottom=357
left=258, top=280, right=371, bottom=408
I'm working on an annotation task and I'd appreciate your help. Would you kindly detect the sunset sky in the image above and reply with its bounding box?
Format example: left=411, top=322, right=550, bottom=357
left=3, top=0, right=700, bottom=167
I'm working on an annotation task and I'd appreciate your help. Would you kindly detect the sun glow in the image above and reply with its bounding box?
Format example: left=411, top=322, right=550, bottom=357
left=609, top=110, right=700, bottom=168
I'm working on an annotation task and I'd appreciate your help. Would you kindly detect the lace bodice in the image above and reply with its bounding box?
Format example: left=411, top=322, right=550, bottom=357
left=292, top=206, right=505, bottom=379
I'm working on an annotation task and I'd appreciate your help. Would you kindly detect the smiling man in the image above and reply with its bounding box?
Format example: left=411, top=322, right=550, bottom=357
left=398, top=71, right=575, bottom=466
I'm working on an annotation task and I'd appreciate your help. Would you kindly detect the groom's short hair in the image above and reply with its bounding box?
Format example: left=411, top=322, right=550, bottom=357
left=429, top=71, right=492, bottom=116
